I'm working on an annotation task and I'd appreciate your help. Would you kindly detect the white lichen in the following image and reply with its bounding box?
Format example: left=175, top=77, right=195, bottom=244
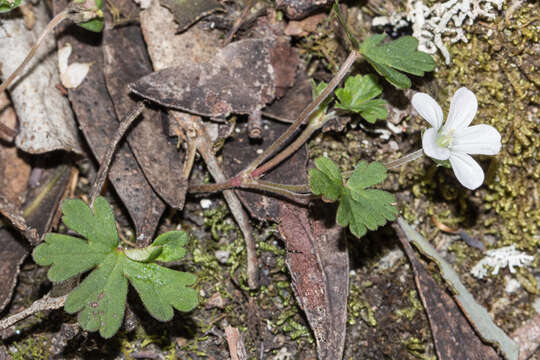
left=471, top=245, right=534, bottom=279
left=373, top=0, right=504, bottom=64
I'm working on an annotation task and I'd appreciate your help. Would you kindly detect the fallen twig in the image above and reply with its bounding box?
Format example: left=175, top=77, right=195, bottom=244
left=225, top=325, right=248, bottom=360
left=0, top=293, right=67, bottom=332
left=88, top=102, right=145, bottom=207
left=172, top=111, right=259, bottom=289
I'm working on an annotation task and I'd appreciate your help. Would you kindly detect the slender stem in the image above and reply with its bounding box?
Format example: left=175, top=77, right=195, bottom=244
left=245, top=50, right=359, bottom=173
left=89, top=102, right=145, bottom=207
left=384, top=149, right=424, bottom=170
left=189, top=178, right=236, bottom=193
left=251, top=121, right=320, bottom=178
left=0, top=292, right=67, bottom=331
left=255, top=180, right=310, bottom=194
left=0, top=10, right=69, bottom=94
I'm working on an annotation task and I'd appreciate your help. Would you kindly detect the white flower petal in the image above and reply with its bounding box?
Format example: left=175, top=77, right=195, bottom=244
left=60, top=63, right=91, bottom=89
left=449, top=152, right=484, bottom=190
left=412, top=92, right=444, bottom=129
left=443, top=87, right=478, bottom=132
left=451, top=124, right=501, bottom=155
left=58, top=43, right=72, bottom=74
left=422, top=127, right=451, bottom=160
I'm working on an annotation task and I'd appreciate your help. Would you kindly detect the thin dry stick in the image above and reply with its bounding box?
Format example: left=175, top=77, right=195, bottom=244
left=0, top=9, right=69, bottom=93
left=172, top=112, right=259, bottom=289
left=0, top=293, right=67, bottom=331
left=88, top=102, right=145, bottom=206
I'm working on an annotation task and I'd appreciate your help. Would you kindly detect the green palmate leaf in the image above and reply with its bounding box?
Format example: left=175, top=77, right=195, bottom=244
left=309, top=157, right=343, bottom=202
left=0, top=0, right=21, bottom=13
left=32, top=197, right=198, bottom=339
left=335, top=74, right=388, bottom=123
left=359, top=34, right=435, bottom=89
left=308, top=158, right=398, bottom=238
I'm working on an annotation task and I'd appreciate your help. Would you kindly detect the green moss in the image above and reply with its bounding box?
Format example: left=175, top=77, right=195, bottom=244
left=439, top=4, right=539, bottom=250
left=8, top=335, right=50, bottom=360
left=394, top=290, right=423, bottom=321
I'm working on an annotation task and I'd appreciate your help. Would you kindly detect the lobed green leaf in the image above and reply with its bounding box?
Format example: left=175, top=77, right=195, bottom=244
left=335, top=74, right=388, bottom=123
left=308, top=158, right=398, bottom=238
left=360, top=34, right=435, bottom=89
left=34, top=196, right=198, bottom=339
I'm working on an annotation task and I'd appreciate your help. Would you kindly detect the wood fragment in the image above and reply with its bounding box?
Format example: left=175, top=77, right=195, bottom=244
left=225, top=326, right=248, bottom=360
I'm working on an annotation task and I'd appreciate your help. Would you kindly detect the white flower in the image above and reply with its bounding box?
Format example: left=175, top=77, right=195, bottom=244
left=412, top=87, right=501, bottom=190
left=58, top=43, right=92, bottom=89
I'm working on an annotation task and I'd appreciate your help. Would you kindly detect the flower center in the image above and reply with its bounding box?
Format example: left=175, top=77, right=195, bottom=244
left=436, top=131, right=454, bottom=148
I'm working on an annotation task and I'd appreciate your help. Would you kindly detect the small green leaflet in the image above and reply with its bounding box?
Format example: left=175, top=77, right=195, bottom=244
left=359, top=34, right=435, bottom=89
left=335, top=74, right=388, bottom=123
left=0, top=0, right=21, bottom=13
left=309, top=158, right=398, bottom=238
left=33, top=197, right=197, bottom=338
left=332, top=0, right=435, bottom=89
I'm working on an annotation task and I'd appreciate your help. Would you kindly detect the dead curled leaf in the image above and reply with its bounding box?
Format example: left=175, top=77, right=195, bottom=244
left=130, top=38, right=280, bottom=119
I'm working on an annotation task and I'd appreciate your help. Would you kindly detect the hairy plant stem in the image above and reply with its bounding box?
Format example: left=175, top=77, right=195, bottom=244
left=244, top=50, right=359, bottom=175
left=188, top=50, right=360, bottom=199
left=0, top=9, right=69, bottom=94
left=385, top=149, right=424, bottom=170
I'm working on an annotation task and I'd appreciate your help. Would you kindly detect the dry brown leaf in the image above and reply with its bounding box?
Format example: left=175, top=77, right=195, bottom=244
left=0, top=1, right=82, bottom=154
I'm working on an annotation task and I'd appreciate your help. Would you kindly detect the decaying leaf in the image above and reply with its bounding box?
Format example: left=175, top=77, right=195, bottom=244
left=279, top=202, right=349, bottom=360
left=0, top=1, right=82, bottom=154
left=102, top=0, right=187, bottom=209
left=159, top=0, right=222, bottom=32
left=54, top=0, right=165, bottom=242
left=130, top=38, right=277, bottom=119
left=140, top=0, right=220, bottom=71
left=394, top=222, right=500, bottom=360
